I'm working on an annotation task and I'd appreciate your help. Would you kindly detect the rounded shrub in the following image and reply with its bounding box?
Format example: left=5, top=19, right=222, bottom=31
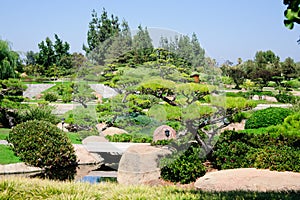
left=44, top=92, right=58, bottom=102
left=160, top=143, right=206, bottom=184
left=245, top=107, right=292, bottom=129
left=8, top=120, right=77, bottom=169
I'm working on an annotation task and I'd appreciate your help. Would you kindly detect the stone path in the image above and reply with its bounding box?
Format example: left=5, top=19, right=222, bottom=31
left=23, top=84, right=55, bottom=99
left=89, top=84, right=118, bottom=98
left=253, top=103, right=292, bottom=111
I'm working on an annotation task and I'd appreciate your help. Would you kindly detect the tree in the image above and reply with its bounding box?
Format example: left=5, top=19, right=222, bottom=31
left=283, top=0, right=300, bottom=29
left=227, top=66, right=245, bottom=89
left=0, top=40, right=19, bottom=79
left=83, top=8, right=121, bottom=65
left=132, top=25, right=153, bottom=50
left=281, top=57, right=297, bottom=80
left=72, top=82, right=95, bottom=108
left=36, top=34, right=72, bottom=77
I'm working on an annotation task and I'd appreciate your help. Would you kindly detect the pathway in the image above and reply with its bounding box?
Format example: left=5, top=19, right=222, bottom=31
left=89, top=84, right=118, bottom=98
left=23, top=84, right=55, bottom=99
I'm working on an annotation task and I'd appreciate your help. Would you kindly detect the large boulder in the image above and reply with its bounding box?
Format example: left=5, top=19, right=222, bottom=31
left=102, top=127, right=128, bottom=136
left=153, top=125, right=176, bottom=142
left=117, top=144, right=171, bottom=185
left=195, top=168, right=300, bottom=191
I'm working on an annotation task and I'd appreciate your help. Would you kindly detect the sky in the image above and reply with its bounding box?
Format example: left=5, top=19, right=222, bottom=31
left=1, top=0, right=300, bottom=64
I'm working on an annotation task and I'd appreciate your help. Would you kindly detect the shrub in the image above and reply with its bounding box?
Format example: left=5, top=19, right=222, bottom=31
left=44, top=92, right=58, bottom=102
left=211, top=130, right=300, bottom=172
left=244, top=107, right=292, bottom=129
left=105, top=133, right=152, bottom=143
left=8, top=120, right=77, bottom=169
left=62, top=94, right=72, bottom=103
left=160, top=143, right=207, bottom=184
left=275, top=93, right=297, bottom=103
left=16, top=105, right=60, bottom=125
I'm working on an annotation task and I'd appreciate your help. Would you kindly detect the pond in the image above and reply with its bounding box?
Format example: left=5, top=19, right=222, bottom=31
left=0, top=164, right=118, bottom=184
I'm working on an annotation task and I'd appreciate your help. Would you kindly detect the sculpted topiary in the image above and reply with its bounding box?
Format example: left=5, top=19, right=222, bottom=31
left=8, top=120, right=77, bottom=169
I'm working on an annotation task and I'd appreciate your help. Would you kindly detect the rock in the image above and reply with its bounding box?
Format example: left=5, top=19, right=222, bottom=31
left=102, top=127, right=128, bottom=136
left=117, top=144, right=171, bottom=185
left=95, top=123, right=107, bottom=134
left=194, top=168, right=300, bottom=192
left=57, top=122, right=69, bottom=132
left=252, top=95, right=260, bottom=100
left=262, top=95, right=278, bottom=102
left=73, top=144, right=103, bottom=165
left=221, top=119, right=246, bottom=132
left=82, top=136, right=108, bottom=144
left=153, top=125, right=176, bottom=142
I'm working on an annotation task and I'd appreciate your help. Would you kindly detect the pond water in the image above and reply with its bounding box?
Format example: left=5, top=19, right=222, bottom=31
left=0, top=164, right=118, bottom=184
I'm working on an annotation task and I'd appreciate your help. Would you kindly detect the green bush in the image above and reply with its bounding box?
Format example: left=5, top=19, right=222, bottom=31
left=62, top=94, right=72, bottom=103
left=211, top=130, right=300, bottom=172
left=275, top=93, right=297, bottom=103
left=160, top=143, right=206, bottom=184
left=244, top=107, right=292, bottom=129
left=16, top=105, right=60, bottom=125
left=44, top=92, right=58, bottom=102
left=105, top=133, right=152, bottom=143
left=8, top=120, right=77, bottom=169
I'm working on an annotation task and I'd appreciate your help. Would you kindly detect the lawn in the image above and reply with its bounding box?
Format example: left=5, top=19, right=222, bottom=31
left=0, top=145, right=21, bottom=164
left=0, top=128, right=10, bottom=140
left=0, top=178, right=299, bottom=199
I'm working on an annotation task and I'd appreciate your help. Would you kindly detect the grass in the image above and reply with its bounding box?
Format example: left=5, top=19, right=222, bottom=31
left=0, top=145, right=21, bottom=164
left=0, top=128, right=10, bottom=140
left=0, top=178, right=299, bottom=200
left=67, top=133, right=82, bottom=144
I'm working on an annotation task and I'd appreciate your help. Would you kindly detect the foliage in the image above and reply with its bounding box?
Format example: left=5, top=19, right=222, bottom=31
left=160, top=143, right=207, bottom=184
left=3, top=178, right=300, bottom=200
left=245, top=107, right=292, bottom=129
left=72, top=82, right=95, bottom=108
left=16, top=104, right=60, bottom=125
left=43, top=92, right=58, bottom=102
left=105, top=133, right=152, bottom=143
left=67, top=132, right=82, bottom=144
left=0, top=40, right=19, bottom=79
left=267, top=112, right=300, bottom=137
left=275, top=93, right=298, bottom=103
left=35, top=34, right=73, bottom=77
left=63, top=105, right=98, bottom=127
left=283, top=0, right=300, bottom=29
left=212, top=130, right=300, bottom=172
left=8, top=120, right=77, bottom=168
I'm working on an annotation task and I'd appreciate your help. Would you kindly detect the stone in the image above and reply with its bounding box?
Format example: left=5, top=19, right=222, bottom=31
left=57, top=122, right=69, bottom=132
left=153, top=125, right=176, bottom=142
left=252, top=95, right=260, bottom=100
left=262, top=95, right=278, bottom=102
left=117, top=144, right=171, bottom=185
left=102, top=127, right=128, bottom=136
left=73, top=144, right=103, bottom=165
left=82, top=136, right=108, bottom=144
left=194, top=168, right=300, bottom=191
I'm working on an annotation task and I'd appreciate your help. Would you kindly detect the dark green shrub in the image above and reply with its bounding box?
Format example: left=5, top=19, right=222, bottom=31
left=62, top=94, right=72, bottom=103
left=16, top=105, right=60, bottom=125
left=8, top=120, right=77, bottom=168
left=275, top=93, right=297, bottom=103
left=44, top=92, right=58, bottom=102
left=245, top=107, right=292, bottom=129
left=246, top=145, right=300, bottom=172
left=211, top=130, right=300, bottom=172
left=105, top=133, right=152, bottom=143
left=160, top=143, right=206, bottom=184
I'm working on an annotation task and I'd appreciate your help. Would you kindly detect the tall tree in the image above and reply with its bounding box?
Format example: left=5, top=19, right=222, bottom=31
left=132, top=25, right=153, bottom=50
left=83, top=8, right=121, bottom=64
left=0, top=40, right=19, bottom=79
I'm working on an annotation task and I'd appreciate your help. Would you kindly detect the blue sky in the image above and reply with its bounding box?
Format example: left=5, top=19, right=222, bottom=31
left=1, top=0, right=299, bottom=64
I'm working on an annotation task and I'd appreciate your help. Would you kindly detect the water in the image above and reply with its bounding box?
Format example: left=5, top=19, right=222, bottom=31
left=0, top=164, right=117, bottom=184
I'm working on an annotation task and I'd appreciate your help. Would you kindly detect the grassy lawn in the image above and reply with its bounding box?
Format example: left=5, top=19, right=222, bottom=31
left=67, top=132, right=82, bottom=144
left=0, top=178, right=299, bottom=199
left=0, top=128, right=10, bottom=140
left=0, top=145, right=21, bottom=164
